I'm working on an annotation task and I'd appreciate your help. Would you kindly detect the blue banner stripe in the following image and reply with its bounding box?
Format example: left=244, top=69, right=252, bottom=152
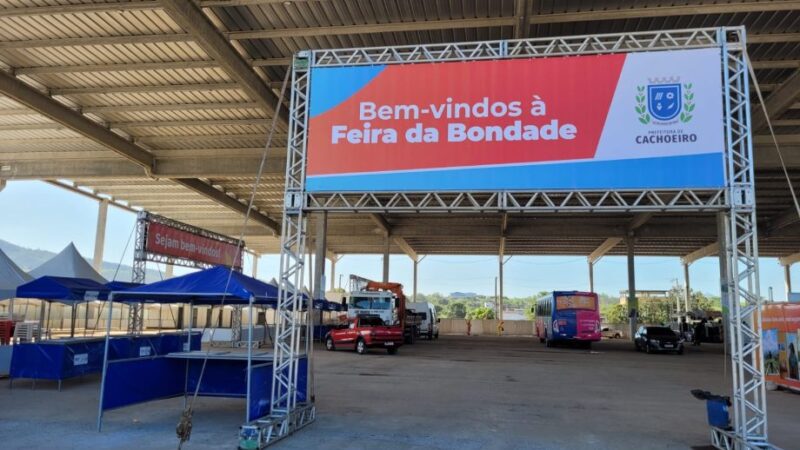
left=306, top=153, right=725, bottom=192
left=309, top=65, right=386, bottom=117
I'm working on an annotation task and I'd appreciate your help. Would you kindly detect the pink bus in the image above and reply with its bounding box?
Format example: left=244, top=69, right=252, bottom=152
left=535, top=291, right=601, bottom=348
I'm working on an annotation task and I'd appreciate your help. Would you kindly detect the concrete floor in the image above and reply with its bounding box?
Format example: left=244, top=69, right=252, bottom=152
left=0, top=336, right=797, bottom=449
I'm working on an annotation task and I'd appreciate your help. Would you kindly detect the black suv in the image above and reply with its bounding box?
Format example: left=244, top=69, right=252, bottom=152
left=634, top=326, right=684, bottom=354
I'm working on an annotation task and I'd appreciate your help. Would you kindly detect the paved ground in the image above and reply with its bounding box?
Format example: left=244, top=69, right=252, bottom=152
left=0, top=336, right=797, bottom=449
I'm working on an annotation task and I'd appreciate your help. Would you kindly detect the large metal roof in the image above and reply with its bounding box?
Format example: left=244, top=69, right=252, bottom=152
left=1, top=0, right=800, bottom=262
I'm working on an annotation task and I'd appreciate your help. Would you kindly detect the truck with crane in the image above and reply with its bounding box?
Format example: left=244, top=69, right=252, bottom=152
left=343, top=275, right=423, bottom=344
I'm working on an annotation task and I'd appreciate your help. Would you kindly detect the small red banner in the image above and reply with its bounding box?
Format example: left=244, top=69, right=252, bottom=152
left=145, top=222, right=242, bottom=268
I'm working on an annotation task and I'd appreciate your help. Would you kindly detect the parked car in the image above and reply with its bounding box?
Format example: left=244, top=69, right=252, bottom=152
left=634, top=326, right=684, bottom=354
left=601, top=327, right=622, bottom=339
left=324, top=315, right=404, bottom=355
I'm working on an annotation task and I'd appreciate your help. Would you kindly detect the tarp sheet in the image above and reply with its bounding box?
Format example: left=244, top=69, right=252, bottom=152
left=101, top=355, right=307, bottom=422
left=10, top=338, right=106, bottom=380
left=105, top=281, right=143, bottom=291
left=15, top=276, right=109, bottom=302
left=110, top=266, right=279, bottom=305
left=10, top=333, right=200, bottom=382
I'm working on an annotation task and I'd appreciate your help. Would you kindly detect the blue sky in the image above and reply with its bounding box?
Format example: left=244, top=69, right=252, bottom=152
left=0, top=180, right=794, bottom=299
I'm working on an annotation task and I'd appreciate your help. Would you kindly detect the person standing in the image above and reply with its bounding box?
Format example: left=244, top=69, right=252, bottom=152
left=693, top=318, right=707, bottom=346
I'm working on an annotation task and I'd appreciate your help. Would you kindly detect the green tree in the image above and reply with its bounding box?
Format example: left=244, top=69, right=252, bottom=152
left=524, top=305, right=536, bottom=321
left=467, top=306, right=495, bottom=320
left=638, top=297, right=671, bottom=324
left=602, top=303, right=629, bottom=324
left=445, top=302, right=467, bottom=319
left=694, top=292, right=722, bottom=311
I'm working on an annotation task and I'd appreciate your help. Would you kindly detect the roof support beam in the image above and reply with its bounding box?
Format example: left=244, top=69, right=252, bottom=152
left=764, top=207, right=800, bottom=236
left=681, top=242, right=719, bottom=265
left=528, top=2, right=800, bottom=24
left=587, top=213, right=652, bottom=264
left=0, top=34, right=193, bottom=49
left=15, top=57, right=289, bottom=75
left=81, top=102, right=261, bottom=114
left=369, top=214, right=417, bottom=261
left=45, top=180, right=138, bottom=213
left=628, top=213, right=654, bottom=231
left=779, top=252, right=800, bottom=266
left=173, top=178, right=279, bottom=232
left=159, top=0, right=286, bottom=122
left=0, top=156, right=286, bottom=179
left=227, top=17, right=515, bottom=40
left=50, top=82, right=240, bottom=95
left=588, top=238, right=622, bottom=264
left=0, top=69, right=280, bottom=233
left=0, top=1, right=160, bottom=16
left=752, top=69, right=800, bottom=131
left=1, top=28, right=798, bottom=51
left=0, top=69, right=154, bottom=170
left=513, top=0, right=530, bottom=39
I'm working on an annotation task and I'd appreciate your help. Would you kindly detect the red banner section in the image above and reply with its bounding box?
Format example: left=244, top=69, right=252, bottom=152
left=145, top=222, right=242, bottom=268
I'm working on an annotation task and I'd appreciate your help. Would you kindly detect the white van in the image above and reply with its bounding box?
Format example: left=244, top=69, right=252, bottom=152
left=406, top=302, right=439, bottom=340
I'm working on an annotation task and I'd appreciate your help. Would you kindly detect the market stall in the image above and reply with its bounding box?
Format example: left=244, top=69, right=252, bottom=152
left=96, top=265, right=307, bottom=430
left=8, top=276, right=175, bottom=389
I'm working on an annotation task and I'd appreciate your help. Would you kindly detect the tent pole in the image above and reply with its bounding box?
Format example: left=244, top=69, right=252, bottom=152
left=83, top=301, right=90, bottom=337
left=70, top=304, right=77, bottom=338
left=246, top=295, right=254, bottom=423
left=97, top=293, right=114, bottom=431
left=183, top=301, right=193, bottom=409
left=46, top=302, right=52, bottom=339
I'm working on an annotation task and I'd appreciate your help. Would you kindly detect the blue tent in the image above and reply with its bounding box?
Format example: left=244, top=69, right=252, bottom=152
left=104, top=281, right=143, bottom=291
left=16, top=276, right=110, bottom=302
left=110, top=266, right=279, bottom=305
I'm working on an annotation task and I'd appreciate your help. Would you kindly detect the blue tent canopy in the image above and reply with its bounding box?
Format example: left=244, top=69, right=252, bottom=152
left=16, top=276, right=110, bottom=302
left=105, top=281, right=143, bottom=291
left=110, top=266, right=279, bottom=305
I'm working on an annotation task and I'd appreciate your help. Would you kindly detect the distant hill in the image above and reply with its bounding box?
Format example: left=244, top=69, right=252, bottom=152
left=449, top=291, right=479, bottom=299
left=0, top=239, right=164, bottom=283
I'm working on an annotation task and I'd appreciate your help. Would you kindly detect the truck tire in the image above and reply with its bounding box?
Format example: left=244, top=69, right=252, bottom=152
left=325, top=337, right=335, bottom=351
left=356, top=339, right=367, bottom=355
left=387, top=347, right=398, bottom=355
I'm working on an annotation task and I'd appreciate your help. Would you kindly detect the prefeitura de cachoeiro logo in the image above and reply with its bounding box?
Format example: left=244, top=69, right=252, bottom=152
left=636, top=77, right=694, bottom=125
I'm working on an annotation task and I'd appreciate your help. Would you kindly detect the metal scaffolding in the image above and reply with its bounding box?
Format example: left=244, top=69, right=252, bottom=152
left=249, top=27, right=769, bottom=449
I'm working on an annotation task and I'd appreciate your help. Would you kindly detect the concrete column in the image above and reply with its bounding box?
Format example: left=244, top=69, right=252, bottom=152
left=412, top=258, right=419, bottom=303
left=165, top=264, right=174, bottom=279
left=0, top=179, right=5, bottom=192
left=588, top=261, right=595, bottom=292
left=251, top=253, right=259, bottom=278
left=626, top=236, right=637, bottom=339
left=92, top=199, right=109, bottom=272
left=498, top=256, right=504, bottom=328
left=330, top=255, right=337, bottom=291
left=382, top=235, right=390, bottom=283
left=784, top=264, right=792, bottom=301
left=683, top=263, right=691, bottom=313
left=313, top=212, right=327, bottom=300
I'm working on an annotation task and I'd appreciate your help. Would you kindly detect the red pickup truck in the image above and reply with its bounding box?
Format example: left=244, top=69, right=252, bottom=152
left=324, top=315, right=404, bottom=355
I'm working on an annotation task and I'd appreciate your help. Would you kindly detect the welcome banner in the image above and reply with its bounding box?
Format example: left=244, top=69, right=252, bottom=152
left=305, top=48, right=725, bottom=192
